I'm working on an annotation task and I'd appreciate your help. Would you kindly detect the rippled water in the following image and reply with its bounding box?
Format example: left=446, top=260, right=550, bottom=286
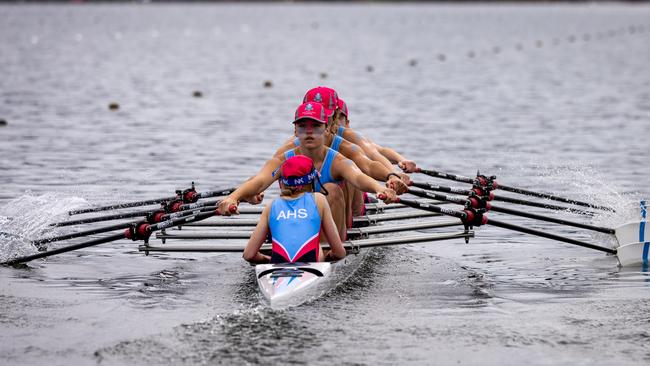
left=1, top=3, right=649, bottom=365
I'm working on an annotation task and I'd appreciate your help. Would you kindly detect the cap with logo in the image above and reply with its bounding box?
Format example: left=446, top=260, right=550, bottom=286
left=293, top=102, right=328, bottom=125
left=279, top=155, right=318, bottom=187
left=303, top=86, right=339, bottom=117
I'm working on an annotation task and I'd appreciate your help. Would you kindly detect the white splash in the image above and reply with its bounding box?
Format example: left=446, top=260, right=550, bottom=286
left=0, top=192, right=88, bottom=262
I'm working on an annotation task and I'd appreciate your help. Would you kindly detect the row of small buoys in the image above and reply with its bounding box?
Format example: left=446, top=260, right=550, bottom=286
left=0, top=119, right=7, bottom=126
left=416, top=23, right=647, bottom=64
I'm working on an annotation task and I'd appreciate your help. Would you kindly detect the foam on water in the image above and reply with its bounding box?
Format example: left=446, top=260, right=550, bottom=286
left=0, top=192, right=88, bottom=261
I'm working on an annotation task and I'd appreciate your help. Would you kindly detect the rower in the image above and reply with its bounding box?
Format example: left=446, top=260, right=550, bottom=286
left=273, top=87, right=408, bottom=221
left=218, top=102, right=399, bottom=240
left=243, top=155, right=346, bottom=264
left=333, top=97, right=420, bottom=215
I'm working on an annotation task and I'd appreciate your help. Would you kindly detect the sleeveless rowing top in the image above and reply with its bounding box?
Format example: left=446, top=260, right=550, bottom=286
left=293, top=135, right=344, bottom=152
left=284, top=148, right=341, bottom=193
left=269, top=193, right=321, bottom=263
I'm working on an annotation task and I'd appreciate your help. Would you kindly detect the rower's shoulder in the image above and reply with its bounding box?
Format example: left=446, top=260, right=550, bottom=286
left=272, top=137, right=296, bottom=158
left=337, top=138, right=362, bottom=154
left=342, top=127, right=365, bottom=142
left=312, top=192, right=329, bottom=209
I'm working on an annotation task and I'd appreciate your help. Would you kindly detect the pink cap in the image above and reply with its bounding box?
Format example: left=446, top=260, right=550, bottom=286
left=337, top=99, right=348, bottom=117
left=293, top=102, right=328, bottom=124
left=303, top=86, right=339, bottom=117
left=280, top=155, right=317, bottom=187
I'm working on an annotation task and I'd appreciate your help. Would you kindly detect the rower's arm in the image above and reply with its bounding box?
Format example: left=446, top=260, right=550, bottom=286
left=272, top=137, right=296, bottom=158
left=243, top=204, right=271, bottom=264
left=218, top=157, right=283, bottom=215
left=373, top=142, right=418, bottom=173
left=373, top=142, right=401, bottom=164
left=315, top=194, right=346, bottom=261
left=341, top=141, right=403, bottom=184
left=332, top=156, right=397, bottom=203
left=343, top=128, right=396, bottom=172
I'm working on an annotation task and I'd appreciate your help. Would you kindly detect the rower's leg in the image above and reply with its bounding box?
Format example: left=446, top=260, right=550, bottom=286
left=323, top=182, right=347, bottom=241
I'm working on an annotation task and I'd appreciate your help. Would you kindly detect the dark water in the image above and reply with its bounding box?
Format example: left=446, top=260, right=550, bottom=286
left=1, top=3, right=649, bottom=365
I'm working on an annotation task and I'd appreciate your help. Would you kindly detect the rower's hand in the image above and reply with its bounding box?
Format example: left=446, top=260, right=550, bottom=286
left=398, top=160, right=418, bottom=173
left=387, top=175, right=408, bottom=195
left=397, top=172, right=412, bottom=187
left=242, top=192, right=264, bottom=205
left=217, top=197, right=239, bottom=216
left=376, top=188, right=397, bottom=204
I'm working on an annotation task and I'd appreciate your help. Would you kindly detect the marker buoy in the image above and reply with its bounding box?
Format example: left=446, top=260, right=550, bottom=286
left=108, top=103, right=120, bottom=111
left=366, top=65, right=374, bottom=72
left=0, top=119, right=7, bottom=126
left=192, top=91, right=203, bottom=98
left=408, top=59, right=417, bottom=67
left=263, top=80, right=273, bottom=88
left=319, top=72, right=328, bottom=79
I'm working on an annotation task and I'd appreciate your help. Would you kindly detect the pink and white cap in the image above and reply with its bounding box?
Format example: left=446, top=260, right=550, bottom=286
left=302, top=86, right=339, bottom=117
left=293, top=102, right=328, bottom=124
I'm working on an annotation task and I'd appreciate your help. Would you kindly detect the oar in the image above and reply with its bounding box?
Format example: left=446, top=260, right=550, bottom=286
left=416, top=168, right=613, bottom=211
left=178, top=209, right=444, bottom=229
left=139, top=231, right=474, bottom=255
left=407, top=187, right=615, bottom=234
left=1, top=208, right=230, bottom=266
left=154, top=219, right=463, bottom=241
left=410, top=181, right=594, bottom=215
left=34, top=204, right=219, bottom=246
left=68, top=185, right=236, bottom=215
left=52, top=199, right=221, bottom=227
left=396, top=197, right=616, bottom=255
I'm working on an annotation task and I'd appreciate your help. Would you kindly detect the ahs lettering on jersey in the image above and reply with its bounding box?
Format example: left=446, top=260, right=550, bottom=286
left=269, top=193, right=321, bottom=263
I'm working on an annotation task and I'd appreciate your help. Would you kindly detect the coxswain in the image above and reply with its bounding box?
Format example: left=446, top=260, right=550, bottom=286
left=218, top=102, right=398, bottom=240
left=243, top=155, right=347, bottom=264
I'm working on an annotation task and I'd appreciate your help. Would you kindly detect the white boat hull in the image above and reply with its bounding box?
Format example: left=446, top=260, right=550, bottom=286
left=255, top=261, right=340, bottom=308
left=616, top=241, right=649, bottom=267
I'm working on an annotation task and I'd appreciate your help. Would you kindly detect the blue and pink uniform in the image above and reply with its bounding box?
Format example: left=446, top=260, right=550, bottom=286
left=284, top=148, right=341, bottom=193
left=269, top=193, right=321, bottom=263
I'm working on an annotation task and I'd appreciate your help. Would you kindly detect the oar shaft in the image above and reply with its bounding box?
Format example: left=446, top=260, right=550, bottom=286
left=68, top=187, right=235, bottom=216
left=411, top=181, right=592, bottom=214
left=54, top=200, right=220, bottom=227
left=2, top=233, right=126, bottom=266
left=68, top=197, right=176, bottom=215
left=489, top=205, right=614, bottom=234
left=486, top=218, right=616, bottom=254
left=497, top=184, right=613, bottom=211
left=417, top=168, right=613, bottom=211
left=34, top=222, right=133, bottom=245
left=408, top=187, right=614, bottom=234
left=54, top=209, right=152, bottom=227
